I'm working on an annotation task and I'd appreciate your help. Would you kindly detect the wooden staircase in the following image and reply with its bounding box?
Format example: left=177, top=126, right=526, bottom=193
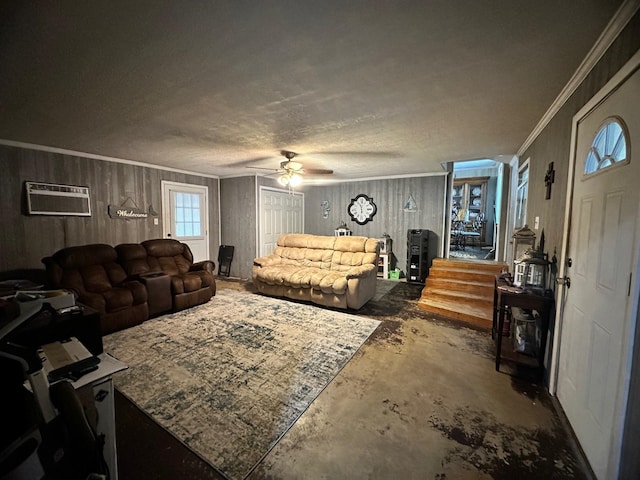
left=417, top=258, right=508, bottom=329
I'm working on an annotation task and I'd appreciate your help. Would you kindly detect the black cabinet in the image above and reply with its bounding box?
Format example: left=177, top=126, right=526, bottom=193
left=407, top=229, right=430, bottom=283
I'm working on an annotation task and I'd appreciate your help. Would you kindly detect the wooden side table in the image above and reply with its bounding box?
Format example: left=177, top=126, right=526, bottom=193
left=493, top=276, right=554, bottom=376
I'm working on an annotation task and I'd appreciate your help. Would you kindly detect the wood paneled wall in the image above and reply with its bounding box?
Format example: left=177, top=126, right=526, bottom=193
left=0, top=145, right=219, bottom=272
left=218, top=174, right=446, bottom=280
left=520, top=10, right=640, bottom=478
left=302, top=175, right=447, bottom=275
left=521, top=12, right=640, bottom=261
left=219, top=176, right=258, bottom=280
left=219, top=175, right=295, bottom=280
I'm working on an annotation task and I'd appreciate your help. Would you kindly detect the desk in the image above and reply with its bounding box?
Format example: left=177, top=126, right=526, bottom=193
left=5, top=306, right=122, bottom=479
left=15, top=353, right=126, bottom=479
left=9, top=304, right=103, bottom=356
left=493, top=276, right=554, bottom=376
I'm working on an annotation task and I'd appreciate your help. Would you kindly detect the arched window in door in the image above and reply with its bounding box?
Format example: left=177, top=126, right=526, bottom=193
left=584, top=116, right=629, bottom=175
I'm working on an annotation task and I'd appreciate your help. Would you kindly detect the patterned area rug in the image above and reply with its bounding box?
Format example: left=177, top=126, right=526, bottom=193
left=104, top=289, right=380, bottom=480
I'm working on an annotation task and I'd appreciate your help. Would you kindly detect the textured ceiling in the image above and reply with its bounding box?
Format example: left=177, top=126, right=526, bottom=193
left=0, top=1, right=623, bottom=180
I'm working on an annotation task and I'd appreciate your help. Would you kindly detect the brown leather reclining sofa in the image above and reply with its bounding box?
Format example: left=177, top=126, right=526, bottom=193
left=116, top=239, right=216, bottom=313
left=42, top=239, right=216, bottom=334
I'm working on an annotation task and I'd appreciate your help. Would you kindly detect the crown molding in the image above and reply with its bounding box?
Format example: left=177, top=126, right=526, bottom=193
left=0, top=139, right=220, bottom=179
left=518, top=0, right=640, bottom=156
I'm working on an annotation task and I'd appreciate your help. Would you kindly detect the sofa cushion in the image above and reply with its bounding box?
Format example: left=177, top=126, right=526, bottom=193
left=254, top=265, right=349, bottom=295
left=115, top=243, right=153, bottom=276
left=331, top=237, right=379, bottom=270
left=53, top=244, right=117, bottom=269
left=80, top=265, right=116, bottom=292
left=278, top=233, right=336, bottom=250
left=334, top=236, right=377, bottom=253
left=103, top=287, right=134, bottom=312
left=155, top=255, right=191, bottom=276
left=170, top=273, right=205, bottom=294
left=142, top=239, right=193, bottom=275
left=50, top=244, right=129, bottom=292
left=142, top=238, right=188, bottom=257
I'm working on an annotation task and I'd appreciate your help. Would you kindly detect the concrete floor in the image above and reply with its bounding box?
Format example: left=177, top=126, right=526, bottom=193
left=117, top=278, right=592, bottom=480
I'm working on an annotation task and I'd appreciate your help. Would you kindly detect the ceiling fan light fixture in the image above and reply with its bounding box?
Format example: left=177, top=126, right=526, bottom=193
left=287, top=161, right=303, bottom=171
left=277, top=174, right=290, bottom=186
left=277, top=171, right=303, bottom=187
left=278, top=172, right=302, bottom=188
left=289, top=173, right=302, bottom=187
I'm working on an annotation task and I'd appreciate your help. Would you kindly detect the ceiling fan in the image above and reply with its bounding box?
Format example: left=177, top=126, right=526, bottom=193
left=249, top=151, right=334, bottom=187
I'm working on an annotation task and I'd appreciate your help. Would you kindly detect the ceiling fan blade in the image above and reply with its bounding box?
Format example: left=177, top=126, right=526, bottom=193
left=303, top=168, right=334, bottom=175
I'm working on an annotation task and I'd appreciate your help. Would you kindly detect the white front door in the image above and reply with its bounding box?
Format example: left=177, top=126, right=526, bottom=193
left=161, top=181, right=209, bottom=262
left=259, top=188, right=303, bottom=256
left=557, top=67, right=640, bottom=480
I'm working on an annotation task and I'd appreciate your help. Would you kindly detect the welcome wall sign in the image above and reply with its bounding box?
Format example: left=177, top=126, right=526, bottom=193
left=108, top=197, right=158, bottom=220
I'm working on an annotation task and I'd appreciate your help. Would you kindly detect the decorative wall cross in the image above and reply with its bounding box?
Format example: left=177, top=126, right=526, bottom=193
left=545, top=162, right=555, bottom=200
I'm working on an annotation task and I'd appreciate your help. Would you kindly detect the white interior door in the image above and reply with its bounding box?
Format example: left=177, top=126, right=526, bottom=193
left=259, top=188, right=303, bottom=256
left=161, top=181, right=209, bottom=262
left=557, top=67, right=640, bottom=480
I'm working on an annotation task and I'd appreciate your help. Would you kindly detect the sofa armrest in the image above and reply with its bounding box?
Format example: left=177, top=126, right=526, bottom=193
left=345, top=264, right=377, bottom=279
left=121, top=279, right=149, bottom=304
left=253, top=255, right=281, bottom=268
left=76, top=291, right=107, bottom=314
left=190, top=260, right=215, bottom=274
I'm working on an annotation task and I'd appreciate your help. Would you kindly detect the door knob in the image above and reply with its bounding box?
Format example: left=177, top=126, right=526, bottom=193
left=556, top=277, right=571, bottom=288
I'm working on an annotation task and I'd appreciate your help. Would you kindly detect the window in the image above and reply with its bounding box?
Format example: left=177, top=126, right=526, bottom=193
left=584, top=117, right=629, bottom=175
left=175, top=192, right=202, bottom=237
left=515, top=161, right=529, bottom=228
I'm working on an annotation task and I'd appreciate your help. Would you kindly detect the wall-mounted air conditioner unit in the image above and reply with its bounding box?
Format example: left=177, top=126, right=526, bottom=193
left=25, top=181, right=92, bottom=216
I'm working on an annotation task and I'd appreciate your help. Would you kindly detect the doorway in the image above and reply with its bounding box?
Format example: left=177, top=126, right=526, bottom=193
left=448, top=159, right=503, bottom=261
left=161, top=181, right=210, bottom=262
left=258, top=187, right=303, bottom=256
left=554, top=57, right=640, bottom=480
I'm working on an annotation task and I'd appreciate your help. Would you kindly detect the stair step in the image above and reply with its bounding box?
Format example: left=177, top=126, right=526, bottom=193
left=417, top=296, right=492, bottom=329
left=416, top=257, right=504, bottom=329
left=425, top=277, right=494, bottom=294
left=428, top=267, right=497, bottom=282
left=432, top=258, right=507, bottom=272
left=422, top=288, right=494, bottom=306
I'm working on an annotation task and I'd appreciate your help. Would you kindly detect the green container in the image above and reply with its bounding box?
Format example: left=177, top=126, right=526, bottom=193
left=389, top=269, right=400, bottom=280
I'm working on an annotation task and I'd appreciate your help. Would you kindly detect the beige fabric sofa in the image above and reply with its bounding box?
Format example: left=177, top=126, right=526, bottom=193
left=252, top=233, right=379, bottom=309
